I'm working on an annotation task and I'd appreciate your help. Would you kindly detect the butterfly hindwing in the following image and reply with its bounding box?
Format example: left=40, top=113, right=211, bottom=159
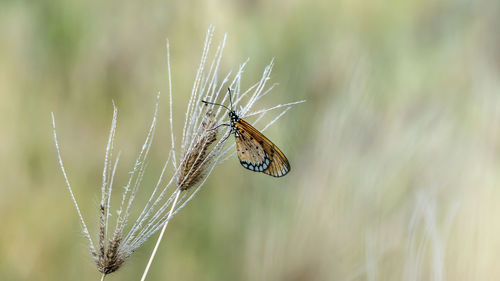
left=234, top=120, right=290, bottom=177
left=235, top=125, right=269, bottom=172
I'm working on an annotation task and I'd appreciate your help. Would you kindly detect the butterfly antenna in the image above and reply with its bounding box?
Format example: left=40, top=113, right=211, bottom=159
left=201, top=100, right=231, bottom=111
left=228, top=87, right=234, bottom=110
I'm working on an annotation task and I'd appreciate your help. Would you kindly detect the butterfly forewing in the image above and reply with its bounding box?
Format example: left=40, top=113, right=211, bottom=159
left=234, top=120, right=290, bottom=177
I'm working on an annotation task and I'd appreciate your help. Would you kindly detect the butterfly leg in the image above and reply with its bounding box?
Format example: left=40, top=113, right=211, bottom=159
left=219, top=129, right=233, bottom=143
left=207, top=123, right=230, bottom=131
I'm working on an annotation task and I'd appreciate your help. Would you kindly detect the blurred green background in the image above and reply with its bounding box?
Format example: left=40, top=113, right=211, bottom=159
left=2, top=0, right=500, bottom=280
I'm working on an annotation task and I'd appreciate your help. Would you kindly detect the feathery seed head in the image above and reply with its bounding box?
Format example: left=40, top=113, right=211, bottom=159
left=177, top=109, right=218, bottom=190
left=96, top=232, right=125, bottom=274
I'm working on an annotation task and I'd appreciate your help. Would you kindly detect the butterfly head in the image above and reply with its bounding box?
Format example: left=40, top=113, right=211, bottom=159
left=228, top=110, right=240, bottom=123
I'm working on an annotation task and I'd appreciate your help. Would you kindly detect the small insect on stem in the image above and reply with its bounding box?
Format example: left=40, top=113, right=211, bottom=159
left=202, top=89, right=291, bottom=177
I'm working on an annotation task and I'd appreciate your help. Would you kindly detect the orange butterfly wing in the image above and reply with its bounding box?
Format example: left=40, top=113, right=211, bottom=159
left=234, top=119, right=290, bottom=177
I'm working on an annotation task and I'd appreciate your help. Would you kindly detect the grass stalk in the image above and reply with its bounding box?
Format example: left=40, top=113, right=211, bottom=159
left=140, top=189, right=182, bottom=281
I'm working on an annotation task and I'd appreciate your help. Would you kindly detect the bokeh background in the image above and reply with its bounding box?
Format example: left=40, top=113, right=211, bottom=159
left=2, top=0, right=500, bottom=280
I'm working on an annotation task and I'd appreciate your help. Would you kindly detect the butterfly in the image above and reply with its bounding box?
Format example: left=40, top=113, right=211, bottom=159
left=202, top=89, right=290, bottom=177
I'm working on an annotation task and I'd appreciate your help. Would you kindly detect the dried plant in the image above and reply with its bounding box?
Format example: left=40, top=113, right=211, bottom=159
left=177, top=109, right=218, bottom=190
left=51, top=26, right=305, bottom=281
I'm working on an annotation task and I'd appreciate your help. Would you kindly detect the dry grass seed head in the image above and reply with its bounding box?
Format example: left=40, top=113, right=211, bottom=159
left=177, top=108, right=218, bottom=190
left=97, top=232, right=125, bottom=274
